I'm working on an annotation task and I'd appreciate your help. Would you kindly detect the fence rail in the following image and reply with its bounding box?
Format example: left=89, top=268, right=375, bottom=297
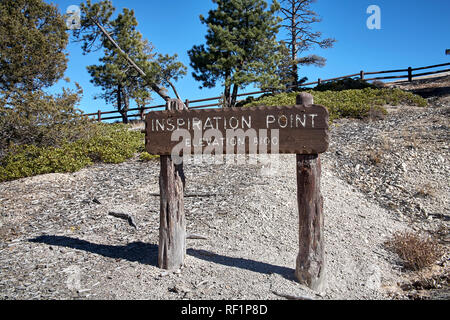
left=85, top=61, right=450, bottom=122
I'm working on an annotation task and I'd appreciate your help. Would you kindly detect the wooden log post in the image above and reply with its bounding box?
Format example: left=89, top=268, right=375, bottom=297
left=408, top=67, right=413, bottom=82
left=295, top=93, right=326, bottom=292
left=158, top=99, right=186, bottom=270
left=97, top=110, right=102, bottom=122
left=360, top=70, right=365, bottom=80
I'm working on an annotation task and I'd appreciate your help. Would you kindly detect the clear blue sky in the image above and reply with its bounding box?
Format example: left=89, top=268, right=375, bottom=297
left=46, top=0, right=450, bottom=115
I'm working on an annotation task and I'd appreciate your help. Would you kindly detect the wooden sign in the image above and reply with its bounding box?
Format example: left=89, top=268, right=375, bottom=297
left=151, top=94, right=327, bottom=292
left=145, top=104, right=329, bottom=156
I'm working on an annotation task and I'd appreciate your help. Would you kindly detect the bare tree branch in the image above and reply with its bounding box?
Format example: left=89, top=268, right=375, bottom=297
left=91, top=18, right=172, bottom=102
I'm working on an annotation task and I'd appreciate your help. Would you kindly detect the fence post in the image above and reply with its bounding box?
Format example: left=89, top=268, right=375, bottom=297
left=158, top=99, right=186, bottom=270
left=97, top=110, right=102, bottom=122
left=360, top=70, right=365, bottom=80
left=318, top=78, right=322, bottom=85
left=295, top=93, right=325, bottom=292
left=185, top=99, right=189, bottom=109
left=408, top=67, right=413, bottom=82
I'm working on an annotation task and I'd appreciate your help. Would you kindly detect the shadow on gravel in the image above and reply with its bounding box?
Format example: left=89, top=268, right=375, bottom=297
left=411, top=86, right=450, bottom=98
left=187, top=248, right=295, bottom=280
left=29, top=235, right=158, bottom=266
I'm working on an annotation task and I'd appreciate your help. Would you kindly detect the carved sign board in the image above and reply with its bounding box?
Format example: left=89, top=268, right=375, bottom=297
left=145, top=104, right=329, bottom=155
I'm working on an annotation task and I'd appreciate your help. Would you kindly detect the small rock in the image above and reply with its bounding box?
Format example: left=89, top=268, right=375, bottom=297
left=170, top=284, right=191, bottom=294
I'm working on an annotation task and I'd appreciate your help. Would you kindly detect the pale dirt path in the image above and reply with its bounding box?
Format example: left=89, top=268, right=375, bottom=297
left=0, top=153, right=409, bottom=300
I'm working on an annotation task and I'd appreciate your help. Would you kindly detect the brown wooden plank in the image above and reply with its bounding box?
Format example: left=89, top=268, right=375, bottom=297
left=412, top=68, right=450, bottom=78
left=412, top=62, right=450, bottom=71
left=364, top=68, right=408, bottom=75
left=145, top=104, right=329, bottom=156
left=364, top=74, right=409, bottom=81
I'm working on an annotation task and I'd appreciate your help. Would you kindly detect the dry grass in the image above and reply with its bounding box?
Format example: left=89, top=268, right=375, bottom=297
left=368, top=150, right=383, bottom=165
left=385, top=231, right=444, bottom=271
left=366, top=106, right=387, bottom=121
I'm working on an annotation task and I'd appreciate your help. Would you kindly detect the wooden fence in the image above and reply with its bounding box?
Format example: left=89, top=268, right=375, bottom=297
left=85, top=61, right=450, bottom=122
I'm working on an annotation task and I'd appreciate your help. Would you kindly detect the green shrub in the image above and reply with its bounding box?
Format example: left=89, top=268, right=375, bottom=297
left=82, top=123, right=145, bottom=164
left=0, top=123, right=145, bottom=182
left=243, top=88, right=427, bottom=122
left=0, top=86, right=97, bottom=155
left=315, top=78, right=376, bottom=91
left=139, top=151, right=159, bottom=162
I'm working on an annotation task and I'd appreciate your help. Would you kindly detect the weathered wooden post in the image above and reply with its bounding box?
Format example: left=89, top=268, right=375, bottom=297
left=408, top=67, right=413, bottom=82
left=158, top=99, right=186, bottom=270
left=97, top=110, right=102, bottom=122
left=295, top=93, right=325, bottom=291
left=360, top=70, right=365, bottom=80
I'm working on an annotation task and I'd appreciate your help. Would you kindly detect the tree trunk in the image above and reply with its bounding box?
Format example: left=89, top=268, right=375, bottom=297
left=117, top=83, right=122, bottom=117
left=223, top=74, right=231, bottom=108
left=158, top=99, right=186, bottom=270
left=139, top=105, right=145, bottom=120
left=120, top=86, right=129, bottom=124
left=230, top=83, right=239, bottom=107
left=290, top=0, right=298, bottom=88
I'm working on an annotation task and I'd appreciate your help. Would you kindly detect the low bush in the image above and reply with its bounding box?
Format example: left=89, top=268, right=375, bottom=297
left=0, top=123, right=145, bottom=182
left=385, top=231, right=444, bottom=271
left=139, top=151, right=159, bottom=162
left=243, top=88, right=427, bottom=122
left=314, top=78, right=376, bottom=91
left=0, top=86, right=96, bottom=154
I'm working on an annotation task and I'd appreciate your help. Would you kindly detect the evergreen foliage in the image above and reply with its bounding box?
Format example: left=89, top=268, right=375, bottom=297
left=0, top=0, right=68, bottom=92
left=75, top=0, right=187, bottom=122
left=188, top=0, right=283, bottom=107
left=0, top=124, right=146, bottom=182
left=0, top=0, right=92, bottom=160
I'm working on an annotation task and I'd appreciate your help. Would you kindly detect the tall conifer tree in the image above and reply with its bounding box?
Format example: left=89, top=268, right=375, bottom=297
left=0, top=0, right=68, bottom=93
left=279, top=0, right=335, bottom=87
left=76, top=0, right=186, bottom=121
left=188, top=0, right=282, bottom=107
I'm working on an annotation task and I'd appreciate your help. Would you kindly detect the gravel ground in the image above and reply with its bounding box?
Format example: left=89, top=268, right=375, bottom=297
left=0, top=76, right=448, bottom=300
left=0, top=153, right=408, bottom=300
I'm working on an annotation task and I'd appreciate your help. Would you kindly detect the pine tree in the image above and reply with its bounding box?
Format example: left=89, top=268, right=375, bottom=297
left=279, top=0, right=335, bottom=87
left=0, top=0, right=68, bottom=93
left=86, top=8, right=154, bottom=123
left=188, top=0, right=282, bottom=107
left=0, top=0, right=93, bottom=155
left=75, top=0, right=186, bottom=117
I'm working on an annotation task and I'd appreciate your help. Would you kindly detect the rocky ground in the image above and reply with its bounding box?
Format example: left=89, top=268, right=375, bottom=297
left=0, top=75, right=448, bottom=300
